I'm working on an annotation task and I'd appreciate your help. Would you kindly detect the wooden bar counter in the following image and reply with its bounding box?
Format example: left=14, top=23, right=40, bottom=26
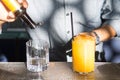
left=0, top=62, right=120, bottom=80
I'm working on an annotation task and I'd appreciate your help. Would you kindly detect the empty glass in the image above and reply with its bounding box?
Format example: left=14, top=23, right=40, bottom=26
left=26, top=39, right=49, bottom=72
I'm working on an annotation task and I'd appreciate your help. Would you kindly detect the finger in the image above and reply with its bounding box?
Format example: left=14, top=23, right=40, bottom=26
left=7, top=12, right=15, bottom=19
left=0, top=18, right=15, bottom=23
left=17, top=0, right=28, bottom=8
left=6, top=12, right=16, bottom=22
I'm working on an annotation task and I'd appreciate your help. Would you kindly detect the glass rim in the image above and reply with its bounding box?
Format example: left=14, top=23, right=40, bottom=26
left=26, top=39, right=49, bottom=48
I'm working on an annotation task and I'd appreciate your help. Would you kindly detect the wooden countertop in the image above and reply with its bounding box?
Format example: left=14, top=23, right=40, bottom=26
left=0, top=62, right=120, bottom=80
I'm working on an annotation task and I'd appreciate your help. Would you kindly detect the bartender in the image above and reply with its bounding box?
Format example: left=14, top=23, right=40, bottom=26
left=0, top=0, right=120, bottom=62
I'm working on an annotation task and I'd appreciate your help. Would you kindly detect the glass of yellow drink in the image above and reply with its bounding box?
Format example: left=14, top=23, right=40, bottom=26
left=72, top=33, right=95, bottom=74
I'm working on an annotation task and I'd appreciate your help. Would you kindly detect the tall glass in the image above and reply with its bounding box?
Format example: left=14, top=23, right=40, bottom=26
left=72, top=33, right=95, bottom=74
left=26, top=39, right=49, bottom=72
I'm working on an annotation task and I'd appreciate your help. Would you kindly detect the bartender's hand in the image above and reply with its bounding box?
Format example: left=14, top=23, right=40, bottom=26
left=0, top=0, right=28, bottom=29
left=78, top=24, right=116, bottom=45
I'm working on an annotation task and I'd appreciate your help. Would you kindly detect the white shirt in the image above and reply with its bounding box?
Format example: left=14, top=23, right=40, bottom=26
left=26, top=0, right=120, bottom=55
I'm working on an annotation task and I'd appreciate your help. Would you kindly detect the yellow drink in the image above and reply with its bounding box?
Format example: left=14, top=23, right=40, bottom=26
left=1, top=0, right=21, bottom=12
left=72, top=33, right=95, bottom=73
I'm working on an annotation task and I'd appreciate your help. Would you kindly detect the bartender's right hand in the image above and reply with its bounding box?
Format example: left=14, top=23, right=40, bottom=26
left=0, top=0, right=28, bottom=26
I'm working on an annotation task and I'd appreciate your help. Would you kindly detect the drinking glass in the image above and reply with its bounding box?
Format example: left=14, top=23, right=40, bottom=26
left=72, top=33, right=95, bottom=74
left=26, top=39, right=49, bottom=72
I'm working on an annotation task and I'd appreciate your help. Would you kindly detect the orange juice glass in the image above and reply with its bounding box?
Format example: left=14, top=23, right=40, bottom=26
left=72, top=33, right=95, bottom=74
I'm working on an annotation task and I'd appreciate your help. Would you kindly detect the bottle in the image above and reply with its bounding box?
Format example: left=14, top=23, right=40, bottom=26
left=1, top=0, right=36, bottom=29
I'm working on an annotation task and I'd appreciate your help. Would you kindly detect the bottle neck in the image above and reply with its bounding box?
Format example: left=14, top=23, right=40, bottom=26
left=15, top=7, right=36, bottom=29
left=14, top=7, right=26, bottom=17
left=20, top=13, right=36, bottom=29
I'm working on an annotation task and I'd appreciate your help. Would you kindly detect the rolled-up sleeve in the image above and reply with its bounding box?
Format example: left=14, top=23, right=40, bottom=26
left=102, top=0, right=120, bottom=37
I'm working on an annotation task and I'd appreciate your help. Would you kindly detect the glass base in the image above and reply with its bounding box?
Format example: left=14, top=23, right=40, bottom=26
left=79, top=72, right=88, bottom=75
left=27, top=64, right=48, bottom=72
left=79, top=71, right=93, bottom=75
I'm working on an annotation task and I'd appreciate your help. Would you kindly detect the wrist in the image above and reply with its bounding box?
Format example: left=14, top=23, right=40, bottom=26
left=91, top=31, right=101, bottom=45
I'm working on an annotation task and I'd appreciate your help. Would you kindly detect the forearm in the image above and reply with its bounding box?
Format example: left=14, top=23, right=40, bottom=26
left=92, top=25, right=116, bottom=42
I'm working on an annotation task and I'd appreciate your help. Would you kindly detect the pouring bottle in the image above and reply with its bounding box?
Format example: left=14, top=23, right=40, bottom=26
left=1, top=0, right=36, bottom=29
